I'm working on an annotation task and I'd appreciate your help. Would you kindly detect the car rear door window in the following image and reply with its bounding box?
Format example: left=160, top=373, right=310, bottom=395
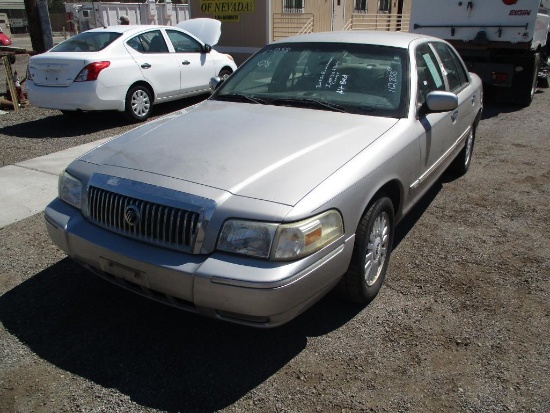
left=432, top=42, right=469, bottom=93
left=127, top=30, right=169, bottom=54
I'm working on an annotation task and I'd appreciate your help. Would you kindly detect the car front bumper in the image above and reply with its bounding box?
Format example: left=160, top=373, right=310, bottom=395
left=45, top=198, right=354, bottom=328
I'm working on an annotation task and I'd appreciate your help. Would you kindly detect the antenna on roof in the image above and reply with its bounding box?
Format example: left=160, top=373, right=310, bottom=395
left=96, top=16, right=107, bottom=29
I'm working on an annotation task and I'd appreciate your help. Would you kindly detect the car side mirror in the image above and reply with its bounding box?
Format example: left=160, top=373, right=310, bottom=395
left=203, top=44, right=212, bottom=53
left=425, top=91, right=458, bottom=112
left=209, top=76, right=223, bottom=91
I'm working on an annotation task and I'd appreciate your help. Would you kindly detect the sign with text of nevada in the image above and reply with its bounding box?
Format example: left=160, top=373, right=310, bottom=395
left=200, top=0, right=255, bottom=22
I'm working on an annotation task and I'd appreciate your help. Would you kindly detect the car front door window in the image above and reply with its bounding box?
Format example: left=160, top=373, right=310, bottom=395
left=166, top=30, right=203, bottom=53
left=416, top=43, right=445, bottom=105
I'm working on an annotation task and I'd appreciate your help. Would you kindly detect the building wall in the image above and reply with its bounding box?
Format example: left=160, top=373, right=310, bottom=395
left=271, top=0, right=343, bottom=32
left=190, top=0, right=268, bottom=65
left=191, top=0, right=412, bottom=64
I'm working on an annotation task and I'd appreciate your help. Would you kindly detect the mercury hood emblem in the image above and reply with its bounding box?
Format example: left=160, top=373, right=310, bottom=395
left=124, top=205, right=141, bottom=226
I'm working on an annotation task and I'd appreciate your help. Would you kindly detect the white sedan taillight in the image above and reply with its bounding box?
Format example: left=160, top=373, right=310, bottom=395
left=74, top=61, right=111, bottom=82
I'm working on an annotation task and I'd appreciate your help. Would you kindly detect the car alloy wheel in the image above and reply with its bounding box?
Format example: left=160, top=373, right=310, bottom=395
left=463, top=127, right=474, bottom=168
left=338, top=196, right=394, bottom=304
left=364, top=210, right=390, bottom=287
left=449, top=123, right=475, bottom=176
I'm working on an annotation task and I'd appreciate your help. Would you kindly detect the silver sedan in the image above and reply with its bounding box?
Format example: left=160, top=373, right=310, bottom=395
left=45, top=31, right=482, bottom=327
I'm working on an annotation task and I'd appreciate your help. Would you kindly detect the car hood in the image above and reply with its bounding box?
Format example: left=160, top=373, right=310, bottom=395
left=79, top=101, right=399, bottom=206
left=176, top=18, right=221, bottom=46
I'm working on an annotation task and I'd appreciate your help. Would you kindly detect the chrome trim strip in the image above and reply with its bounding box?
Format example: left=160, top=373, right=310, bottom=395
left=410, top=126, right=470, bottom=190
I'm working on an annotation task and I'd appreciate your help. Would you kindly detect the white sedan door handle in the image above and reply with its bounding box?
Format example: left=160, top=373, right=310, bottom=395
left=182, top=60, right=191, bottom=66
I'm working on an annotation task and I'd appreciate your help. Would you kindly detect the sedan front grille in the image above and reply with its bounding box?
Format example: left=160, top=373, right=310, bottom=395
left=87, top=186, right=200, bottom=252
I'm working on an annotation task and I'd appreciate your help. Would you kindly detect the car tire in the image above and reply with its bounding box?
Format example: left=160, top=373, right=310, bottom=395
left=218, top=69, right=232, bottom=81
left=339, top=196, right=394, bottom=304
left=449, top=123, right=475, bottom=176
left=124, top=85, right=152, bottom=122
left=515, top=53, right=540, bottom=106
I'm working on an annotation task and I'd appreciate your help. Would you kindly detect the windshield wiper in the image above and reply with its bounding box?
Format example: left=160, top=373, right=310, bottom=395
left=215, top=94, right=266, bottom=104
left=271, top=97, right=348, bottom=113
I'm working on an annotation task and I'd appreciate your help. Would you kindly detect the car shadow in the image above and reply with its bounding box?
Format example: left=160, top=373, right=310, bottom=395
left=0, top=257, right=364, bottom=412
left=1, top=111, right=132, bottom=138
left=0, top=94, right=209, bottom=139
left=393, top=177, right=443, bottom=250
left=481, top=102, right=523, bottom=120
left=481, top=90, right=545, bottom=120
left=0, top=180, right=443, bottom=411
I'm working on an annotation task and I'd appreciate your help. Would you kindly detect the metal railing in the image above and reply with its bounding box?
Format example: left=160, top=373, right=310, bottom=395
left=272, top=13, right=409, bottom=41
left=345, top=13, right=410, bottom=32
left=273, top=13, right=314, bottom=41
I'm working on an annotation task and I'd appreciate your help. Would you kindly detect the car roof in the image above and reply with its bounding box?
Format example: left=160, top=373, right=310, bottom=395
left=274, top=30, right=438, bottom=48
left=85, top=25, right=175, bottom=35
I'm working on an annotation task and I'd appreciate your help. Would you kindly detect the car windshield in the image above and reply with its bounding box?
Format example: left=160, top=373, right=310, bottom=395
left=214, top=42, right=409, bottom=117
left=51, top=32, right=122, bottom=52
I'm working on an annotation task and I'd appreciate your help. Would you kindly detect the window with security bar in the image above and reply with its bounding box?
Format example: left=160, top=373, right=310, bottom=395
left=283, top=0, right=304, bottom=13
left=378, top=0, right=390, bottom=13
left=354, top=0, right=367, bottom=13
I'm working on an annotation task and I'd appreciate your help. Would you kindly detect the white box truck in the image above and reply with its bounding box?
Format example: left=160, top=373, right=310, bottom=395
left=410, top=0, right=550, bottom=106
left=65, top=1, right=190, bottom=34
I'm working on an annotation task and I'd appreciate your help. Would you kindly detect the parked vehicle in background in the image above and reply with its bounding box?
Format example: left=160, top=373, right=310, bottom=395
left=0, top=27, right=12, bottom=46
left=44, top=30, right=482, bottom=328
left=410, top=0, right=549, bottom=106
left=26, top=19, right=237, bottom=122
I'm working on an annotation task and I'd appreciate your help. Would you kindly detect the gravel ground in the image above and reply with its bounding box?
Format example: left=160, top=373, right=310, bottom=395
left=1, top=54, right=549, bottom=412
left=0, top=55, right=207, bottom=167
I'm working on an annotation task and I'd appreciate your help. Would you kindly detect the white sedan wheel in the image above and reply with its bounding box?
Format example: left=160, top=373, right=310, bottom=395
left=125, top=86, right=152, bottom=122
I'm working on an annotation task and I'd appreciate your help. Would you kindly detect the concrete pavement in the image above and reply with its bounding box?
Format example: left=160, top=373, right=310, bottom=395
left=0, top=138, right=109, bottom=228
left=1, top=34, right=103, bottom=228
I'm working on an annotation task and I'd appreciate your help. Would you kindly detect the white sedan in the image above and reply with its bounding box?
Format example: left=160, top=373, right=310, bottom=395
left=26, top=19, right=237, bottom=122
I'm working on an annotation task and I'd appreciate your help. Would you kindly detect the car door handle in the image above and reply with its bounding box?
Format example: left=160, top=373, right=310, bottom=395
left=141, top=63, right=151, bottom=69
left=471, top=95, right=475, bottom=104
left=451, top=110, right=459, bottom=122
left=182, top=60, right=191, bottom=66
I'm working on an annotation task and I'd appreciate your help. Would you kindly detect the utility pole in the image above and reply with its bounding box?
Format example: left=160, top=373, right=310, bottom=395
left=24, top=0, right=53, bottom=54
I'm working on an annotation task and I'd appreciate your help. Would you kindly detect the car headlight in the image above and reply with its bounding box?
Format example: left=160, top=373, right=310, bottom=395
left=217, top=210, right=343, bottom=260
left=59, top=171, right=82, bottom=209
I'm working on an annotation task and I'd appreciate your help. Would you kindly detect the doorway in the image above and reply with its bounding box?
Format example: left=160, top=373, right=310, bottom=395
left=332, top=0, right=346, bottom=31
